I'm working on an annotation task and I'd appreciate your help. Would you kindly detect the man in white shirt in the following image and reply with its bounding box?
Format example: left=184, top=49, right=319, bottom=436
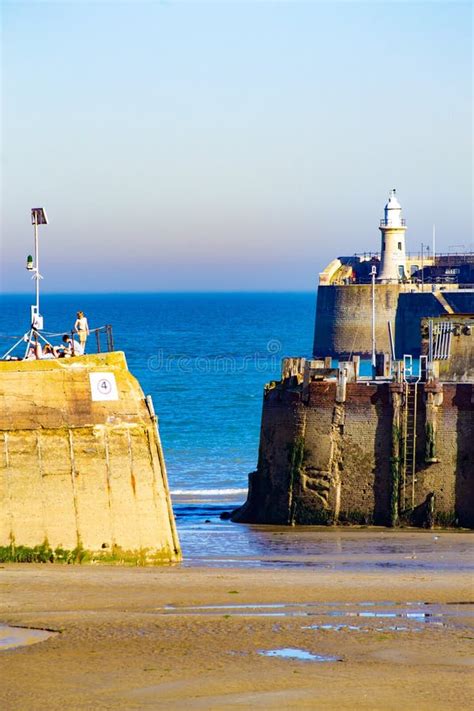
left=61, top=334, right=84, bottom=356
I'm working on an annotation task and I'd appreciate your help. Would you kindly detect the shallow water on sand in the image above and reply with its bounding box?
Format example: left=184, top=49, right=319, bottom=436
left=0, top=625, right=57, bottom=650
left=155, top=601, right=474, bottom=643
left=259, top=648, right=341, bottom=662
left=175, top=501, right=474, bottom=571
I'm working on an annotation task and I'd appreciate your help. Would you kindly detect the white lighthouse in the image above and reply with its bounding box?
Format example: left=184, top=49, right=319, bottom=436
left=377, top=189, right=407, bottom=283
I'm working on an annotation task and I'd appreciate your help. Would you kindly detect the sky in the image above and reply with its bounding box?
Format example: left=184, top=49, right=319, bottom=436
left=1, top=0, right=472, bottom=292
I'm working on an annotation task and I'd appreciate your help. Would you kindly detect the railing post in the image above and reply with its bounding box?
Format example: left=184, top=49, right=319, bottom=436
left=96, top=328, right=101, bottom=353
left=108, top=325, right=114, bottom=352
left=71, top=330, right=75, bottom=355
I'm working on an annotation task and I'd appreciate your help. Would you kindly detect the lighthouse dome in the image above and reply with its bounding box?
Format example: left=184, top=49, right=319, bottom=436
left=385, top=188, right=401, bottom=211
left=383, top=188, right=404, bottom=227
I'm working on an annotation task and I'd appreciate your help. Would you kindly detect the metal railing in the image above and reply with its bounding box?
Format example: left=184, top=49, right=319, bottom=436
left=1, top=324, right=115, bottom=361
left=330, top=278, right=474, bottom=287
left=68, top=324, right=114, bottom=355
left=91, top=324, right=114, bottom=354
left=431, top=323, right=453, bottom=360
left=380, top=218, right=407, bottom=227
left=352, top=251, right=473, bottom=261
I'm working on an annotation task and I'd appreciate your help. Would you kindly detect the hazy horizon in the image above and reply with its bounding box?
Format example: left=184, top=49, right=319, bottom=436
left=2, top=288, right=316, bottom=295
left=1, top=1, right=472, bottom=294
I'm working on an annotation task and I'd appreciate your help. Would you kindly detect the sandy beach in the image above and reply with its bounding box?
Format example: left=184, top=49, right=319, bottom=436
left=1, top=550, right=473, bottom=711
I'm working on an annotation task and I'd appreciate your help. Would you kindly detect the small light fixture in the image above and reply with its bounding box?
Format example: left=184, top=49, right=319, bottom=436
left=31, top=207, right=48, bottom=225
left=26, top=255, right=34, bottom=270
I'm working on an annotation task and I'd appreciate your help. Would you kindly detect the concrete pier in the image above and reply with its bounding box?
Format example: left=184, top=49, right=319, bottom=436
left=0, top=352, right=181, bottom=563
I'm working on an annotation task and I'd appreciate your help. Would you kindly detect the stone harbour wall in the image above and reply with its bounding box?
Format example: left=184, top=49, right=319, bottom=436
left=313, top=284, right=403, bottom=359
left=233, top=378, right=473, bottom=528
left=0, top=352, right=181, bottom=563
left=313, top=284, right=474, bottom=359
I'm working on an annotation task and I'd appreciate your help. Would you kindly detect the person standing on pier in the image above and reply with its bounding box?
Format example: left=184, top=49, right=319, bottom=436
left=74, top=311, right=90, bottom=352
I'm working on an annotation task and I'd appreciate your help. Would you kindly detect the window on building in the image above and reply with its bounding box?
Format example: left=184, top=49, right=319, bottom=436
left=398, top=265, right=405, bottom=280
left=398, top=242, right=402, bottom=250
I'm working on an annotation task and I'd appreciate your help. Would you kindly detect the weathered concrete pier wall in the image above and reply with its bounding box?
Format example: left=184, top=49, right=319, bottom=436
left=0, top=352, right=181, bottom=563
left=234, top=374, right=473, bottom=528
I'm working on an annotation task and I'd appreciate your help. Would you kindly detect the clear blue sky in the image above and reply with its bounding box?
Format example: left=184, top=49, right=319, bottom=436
left=1, top=0, right=472, bottom=292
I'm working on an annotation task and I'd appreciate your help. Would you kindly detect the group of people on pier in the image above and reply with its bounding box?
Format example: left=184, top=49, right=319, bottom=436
left=26, top=311, right=90, bottom=361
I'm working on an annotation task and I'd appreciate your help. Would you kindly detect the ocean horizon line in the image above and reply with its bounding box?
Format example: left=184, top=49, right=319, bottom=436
left=1, top=290, right=316, bottom=297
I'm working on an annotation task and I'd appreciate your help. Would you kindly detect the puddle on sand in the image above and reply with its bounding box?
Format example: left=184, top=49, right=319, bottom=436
left=158, top=601, right=470, bottom=621
left=157, top=602, right=471, bottom=634
left=164, top=603, right=286, bottom=610
left=326, top=610, right=444, bottom=623
left=159, top=601, right=408, bottom=616
left=302, top=606, right=450, bottom=632
left=0, top=625, right=57, bottom=651
left=303, top=623, right=424, bottom=633
left=259, top=647, right=341, bottom=662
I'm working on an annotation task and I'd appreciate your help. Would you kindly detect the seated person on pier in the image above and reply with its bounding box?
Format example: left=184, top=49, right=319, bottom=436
left=26, top=342, right=43, bottom=360
left=60, top=334, right=84, bottom=356
left=41, top=344, right=60, bottom=360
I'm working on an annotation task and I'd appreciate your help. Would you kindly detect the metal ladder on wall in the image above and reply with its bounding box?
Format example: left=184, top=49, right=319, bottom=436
left=401, top=355, right=419, bottom=512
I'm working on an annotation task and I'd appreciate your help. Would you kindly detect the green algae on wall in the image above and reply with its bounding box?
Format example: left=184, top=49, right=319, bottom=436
left=390, top=424, right=401, bottom=527
left=425, top=422, right=437, bottom=463
left=0, top=540, right=177, bottom=565
left=287, top=436, right=305, bottom=525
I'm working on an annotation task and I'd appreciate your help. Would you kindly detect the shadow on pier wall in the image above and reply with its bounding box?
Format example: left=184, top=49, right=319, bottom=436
left=395, top=293, right=444, bottom=358
left=371, top=387, right=392, bottom=526
left=454, top=385, right=474, bottom=527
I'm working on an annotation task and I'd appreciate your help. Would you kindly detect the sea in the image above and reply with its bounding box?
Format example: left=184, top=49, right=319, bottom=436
left=2, top=293, right=471, bottom=571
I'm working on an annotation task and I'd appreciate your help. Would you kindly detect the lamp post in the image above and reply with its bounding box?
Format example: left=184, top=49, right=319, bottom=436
left=0, top=207, right=49, bottom=360
left=371, top=265, right=377, bottom=379
left=29, top=207, right=48, bottom=330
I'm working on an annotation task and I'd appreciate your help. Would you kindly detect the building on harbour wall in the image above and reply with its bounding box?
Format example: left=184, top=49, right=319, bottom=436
left=232, top=192, right=474, bottom=529
left=313, top=190, right=474, bottom=359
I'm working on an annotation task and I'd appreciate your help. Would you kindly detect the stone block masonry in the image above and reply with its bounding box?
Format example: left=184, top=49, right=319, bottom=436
left=313, top=284, right=474, bottom=359
left=0, top=352, right=181, bottom=563
left=233, top=376, right=473, bottom=528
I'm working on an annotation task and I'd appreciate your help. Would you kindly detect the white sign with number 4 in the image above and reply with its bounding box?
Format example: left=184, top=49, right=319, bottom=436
left=89, top=372, right=119, bottom=401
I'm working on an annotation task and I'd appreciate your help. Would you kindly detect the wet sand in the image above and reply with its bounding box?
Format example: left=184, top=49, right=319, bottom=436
left=1, top=548, right=473, bottom=710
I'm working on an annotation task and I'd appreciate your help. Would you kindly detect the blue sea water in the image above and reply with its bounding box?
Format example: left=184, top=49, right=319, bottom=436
left=1, top=292, right=315, bottom=497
